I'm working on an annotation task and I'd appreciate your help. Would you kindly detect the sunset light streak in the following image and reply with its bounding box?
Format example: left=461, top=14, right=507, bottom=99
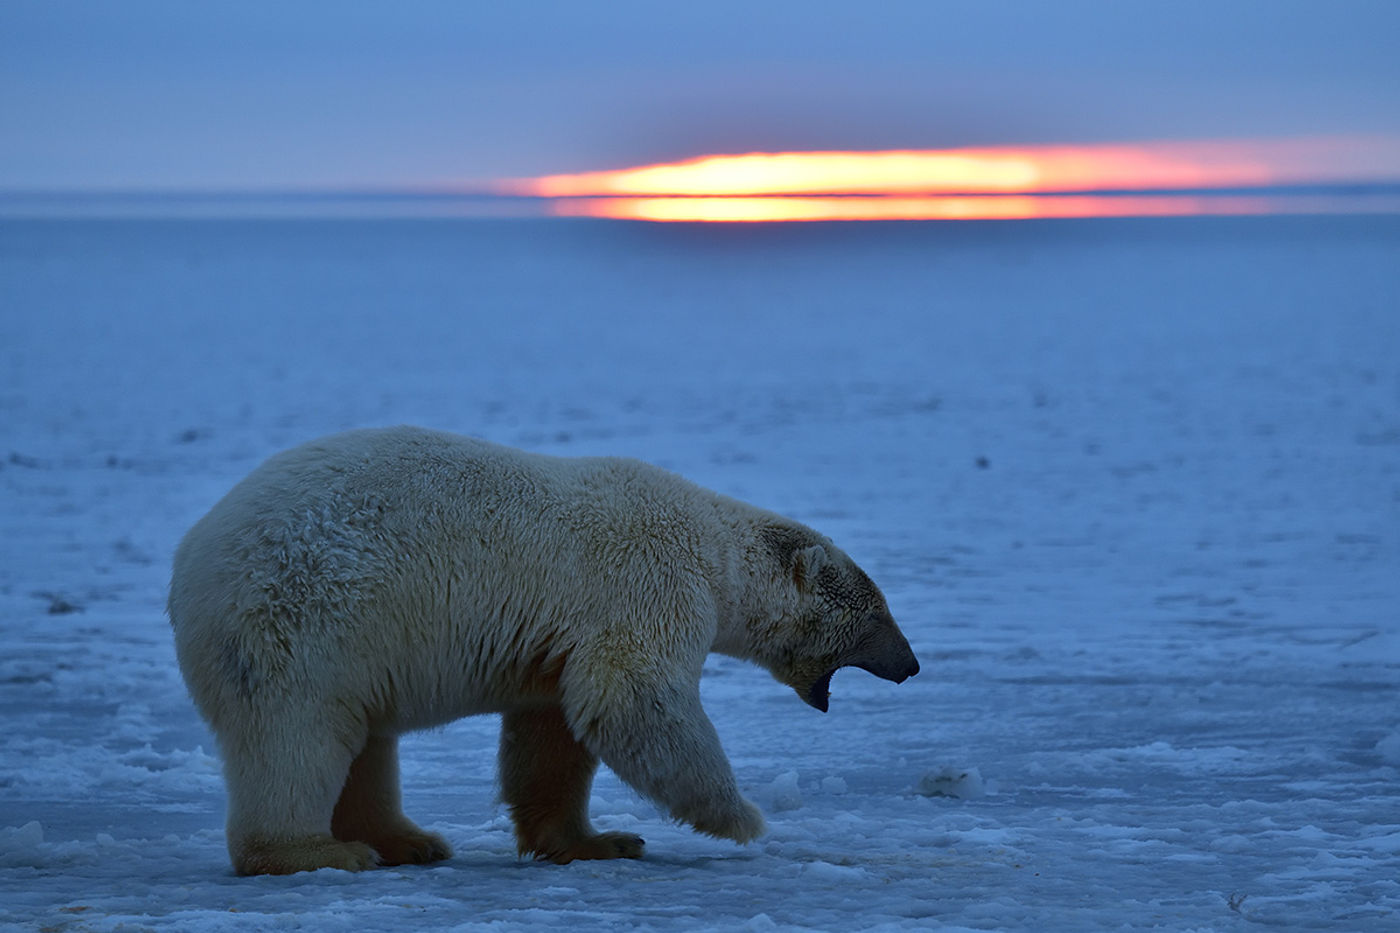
left=504, top=136, right=1400, bottom=222
left=548, top=193, right=1400, bottom=223
left=508, top=138, right=1399, bottom=198
left=550, top=194, right=1255, bottom=223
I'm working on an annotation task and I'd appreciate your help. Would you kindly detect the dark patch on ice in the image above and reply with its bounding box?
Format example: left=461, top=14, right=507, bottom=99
left=1155, top=593, right=1239, bottom=608
left=1110, top=462, right=1158, bottom=478
left=34, top=592, right=84, bottom=615
left=995, top=674, right=1160, bottom=687
left=710, top=448, right=757, bottom=465
left=929, top=649, right=985, bottom=662
left=1355, top=428, right=1400, bottom=446
left=0, top=672, right=52, bottom=685
left=1315, top=679, right=1398, bottom=693
left=1335, top=533, right=1381, bottom=545
left=7, top=452, right=44, bottom=469
left=112, top=538, right=153, bottom=565
left=1173, top=617, right=1251, bottom=630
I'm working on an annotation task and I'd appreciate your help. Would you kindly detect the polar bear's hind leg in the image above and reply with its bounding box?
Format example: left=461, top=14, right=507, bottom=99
left=222, top=718, right=377, bottom=875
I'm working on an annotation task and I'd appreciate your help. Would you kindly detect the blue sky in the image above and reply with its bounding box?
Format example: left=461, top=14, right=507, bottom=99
left=2, top=0, right=1398, bottom=190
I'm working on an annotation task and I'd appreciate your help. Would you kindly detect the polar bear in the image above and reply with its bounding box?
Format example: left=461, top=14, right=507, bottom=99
left=168, top=426, right=919, bottom=876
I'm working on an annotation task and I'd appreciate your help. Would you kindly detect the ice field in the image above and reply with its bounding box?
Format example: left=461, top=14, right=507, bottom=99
left=1, top=215, right=1397, bottom=930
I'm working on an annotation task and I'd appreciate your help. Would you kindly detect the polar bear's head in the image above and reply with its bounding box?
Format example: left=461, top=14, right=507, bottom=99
left=752, top=525, right=920, bottom=713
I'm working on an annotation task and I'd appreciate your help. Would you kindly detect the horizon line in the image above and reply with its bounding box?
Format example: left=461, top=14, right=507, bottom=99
left=5, top=188, right=1400, bottom=222
left=8, top=181, right=1400, bottom=200
left=5, top=190, right=1400, bottom=222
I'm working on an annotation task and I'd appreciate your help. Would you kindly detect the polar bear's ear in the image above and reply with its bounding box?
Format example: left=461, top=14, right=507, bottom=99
left=793, top=544, right=828, bottom=592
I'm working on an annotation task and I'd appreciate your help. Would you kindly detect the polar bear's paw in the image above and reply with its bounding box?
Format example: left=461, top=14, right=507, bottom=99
left=369, top=828, right=453, bottom=866
left=233, top=835, right=377, bottom=876
left=527, top=830, right=646, bottom=864
left=687, top=797, right=766, bottom=845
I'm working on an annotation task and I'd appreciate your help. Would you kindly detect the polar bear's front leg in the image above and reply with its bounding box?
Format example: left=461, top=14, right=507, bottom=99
left=564, top=677, right=766, bottom=846
left=498, top=705, right=645, bottom=863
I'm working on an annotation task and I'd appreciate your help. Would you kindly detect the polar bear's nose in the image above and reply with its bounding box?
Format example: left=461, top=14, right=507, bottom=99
left=895, top=652, right=921, bottom=682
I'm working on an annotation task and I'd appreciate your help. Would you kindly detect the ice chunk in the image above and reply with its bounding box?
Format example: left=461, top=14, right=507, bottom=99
left=916, top=766, right=986, bottom=799
left=801, top=860, right=868, bottom=882
left=765, top=770, right=803, bottom=812
left=0, top=821, right=43, bottom=851
left=0, top=821, right=45, bottom=867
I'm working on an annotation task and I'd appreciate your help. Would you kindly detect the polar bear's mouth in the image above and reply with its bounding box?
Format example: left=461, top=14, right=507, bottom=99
left=798, top=627, right=922, bottom=713
left=803, top=669, right=837, bottom=713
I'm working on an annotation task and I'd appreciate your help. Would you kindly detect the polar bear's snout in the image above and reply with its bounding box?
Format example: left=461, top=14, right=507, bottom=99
left=850, top=613, right=921, bottom=684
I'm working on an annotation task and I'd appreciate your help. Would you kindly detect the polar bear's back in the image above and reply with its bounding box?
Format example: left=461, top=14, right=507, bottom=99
left=171, top=427, right=543, bottom=618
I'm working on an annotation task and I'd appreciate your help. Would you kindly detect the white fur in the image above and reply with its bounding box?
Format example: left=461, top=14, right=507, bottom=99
left=168, top=426, right=913, bottom=873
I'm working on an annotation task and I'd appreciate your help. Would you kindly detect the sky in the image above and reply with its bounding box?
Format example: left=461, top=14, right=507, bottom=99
left=2, top=0, right=1399, bottom=191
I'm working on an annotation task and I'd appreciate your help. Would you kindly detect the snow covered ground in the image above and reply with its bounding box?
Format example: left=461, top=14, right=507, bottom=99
left=1, top=215, right=1397, bottom=931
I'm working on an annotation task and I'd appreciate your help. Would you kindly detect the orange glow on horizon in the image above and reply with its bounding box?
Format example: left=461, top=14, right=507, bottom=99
left=505, top=137, right=1400, bottom=199
left=551, top=194, right=1261, bottom=223
left=549, top=192, right=1400, bottom=223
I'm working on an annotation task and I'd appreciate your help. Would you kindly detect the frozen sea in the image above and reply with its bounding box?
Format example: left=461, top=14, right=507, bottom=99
left=1, top=215, right=1397, bottom=931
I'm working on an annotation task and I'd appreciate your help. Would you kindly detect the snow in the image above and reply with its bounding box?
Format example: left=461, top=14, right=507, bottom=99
left=1, top=215, right=1397, bottom=930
